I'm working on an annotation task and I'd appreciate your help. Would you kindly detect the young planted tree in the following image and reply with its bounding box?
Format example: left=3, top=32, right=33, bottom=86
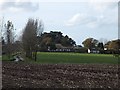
left=22, top=18, right=43, bottom=61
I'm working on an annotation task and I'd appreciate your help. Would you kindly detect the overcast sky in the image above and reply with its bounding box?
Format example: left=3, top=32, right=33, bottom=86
left=0, top=0, right=119, bottom=45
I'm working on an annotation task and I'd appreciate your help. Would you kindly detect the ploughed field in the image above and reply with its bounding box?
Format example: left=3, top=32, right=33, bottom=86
left=2, top=61, right=119, bottom=89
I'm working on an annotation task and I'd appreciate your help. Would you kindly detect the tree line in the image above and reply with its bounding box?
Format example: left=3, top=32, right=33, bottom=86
left=1, top=18, right=120, bottom=61
left=2, top=19, right=43, bottom=61
left=82, top=38, right=120, bottom=54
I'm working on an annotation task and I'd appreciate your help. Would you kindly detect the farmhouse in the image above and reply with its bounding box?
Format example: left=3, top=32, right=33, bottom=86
left=88, top=48, right=100, bottom=54
left=53, top=44, right=74, bottom=52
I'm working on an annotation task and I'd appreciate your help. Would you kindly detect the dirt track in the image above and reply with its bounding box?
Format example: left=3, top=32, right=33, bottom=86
left=2, top=61, right=119, bottom=89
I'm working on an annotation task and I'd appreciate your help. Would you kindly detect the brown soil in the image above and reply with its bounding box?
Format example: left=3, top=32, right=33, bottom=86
left=2, top=61, right=119, bottom=89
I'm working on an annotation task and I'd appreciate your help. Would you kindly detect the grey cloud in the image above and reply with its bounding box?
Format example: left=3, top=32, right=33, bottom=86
left=1, top=2, right=39, bottom=12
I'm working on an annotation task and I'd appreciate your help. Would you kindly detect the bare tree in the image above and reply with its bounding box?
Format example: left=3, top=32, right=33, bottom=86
left=4, top=21, right=15, bottom=59
left=22, top=18, right=43, bottom=61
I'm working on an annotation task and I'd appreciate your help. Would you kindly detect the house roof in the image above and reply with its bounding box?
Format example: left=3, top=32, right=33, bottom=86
left=55, top=44, right=73, bottom=49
